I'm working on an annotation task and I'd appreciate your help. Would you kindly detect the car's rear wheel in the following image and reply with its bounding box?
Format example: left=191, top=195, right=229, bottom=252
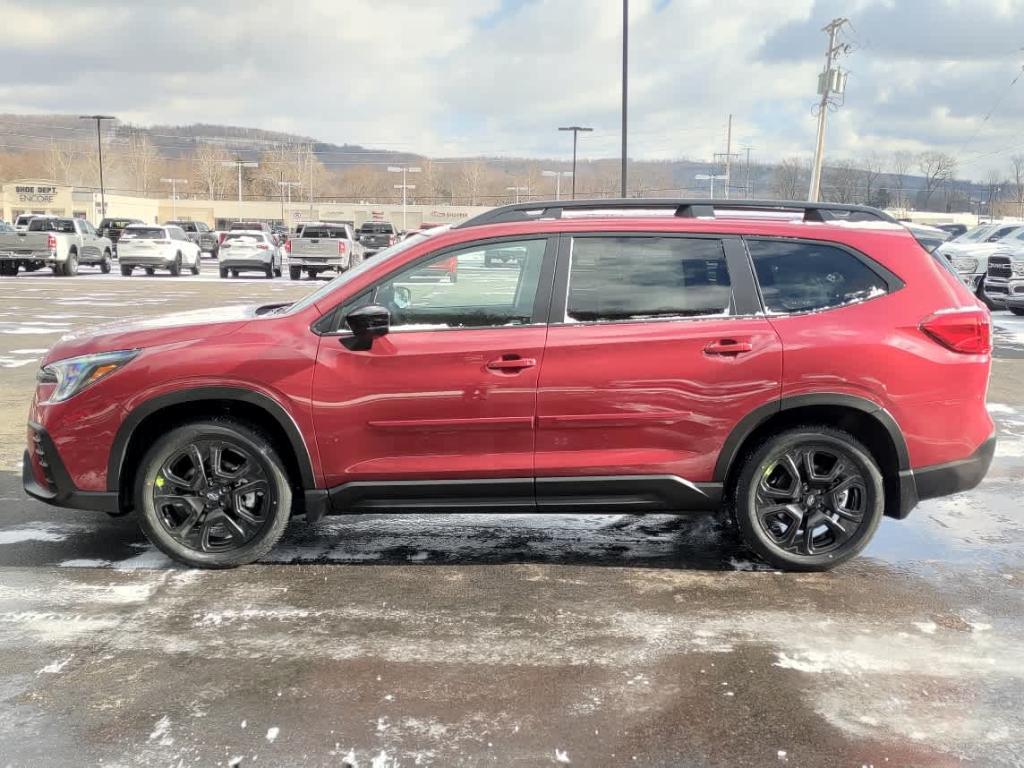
left=169, top=253, right=182, bottom=276
left=264, top=264, right=273, bottom=279
left=145, top=267, right=155, bottom=276
left=190, top=253, right=200, bottom=275
left=100, top=250, right=112, bottom=274
left=135, top=420, right=292, bottom=569
left=120, top=264, right=132, bottom=277
left=289, top=266, right=301, bottom=280
left=1011, top=307, right=1024, bottom=316
left=60, top=250, right=78, bottom=277
left=732, top=427, right=884, bottom=571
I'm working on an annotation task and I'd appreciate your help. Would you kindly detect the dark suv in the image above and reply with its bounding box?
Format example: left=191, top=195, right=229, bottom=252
left=166, top=220, right=219, bottom=258
left=98, top=218, right=144, bottom=254
left=23, top=200, right=994, bottom=570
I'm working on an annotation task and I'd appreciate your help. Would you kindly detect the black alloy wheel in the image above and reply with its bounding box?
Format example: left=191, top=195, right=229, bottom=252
left=733, top=427, right=884, bottom=570
left=136, top=420, right=292, bottom=568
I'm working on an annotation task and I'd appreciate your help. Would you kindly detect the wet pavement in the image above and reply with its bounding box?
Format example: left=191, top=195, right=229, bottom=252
left=0, top=272, right=1022, bottom=767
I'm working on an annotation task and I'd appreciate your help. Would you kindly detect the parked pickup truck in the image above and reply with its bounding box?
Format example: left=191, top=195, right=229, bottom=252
left=165, top=220, right=220, bottom=257
left=285, top=222, right=364, bottom=280
left=0, top=216, right=113, bottom=277
left=98, top=217, right=144, bottom=254
left=355, top=221, right=398, bottom=256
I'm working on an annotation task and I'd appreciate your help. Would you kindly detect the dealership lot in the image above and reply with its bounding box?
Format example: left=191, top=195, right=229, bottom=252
left=0, top=277, right=1022, bottom=766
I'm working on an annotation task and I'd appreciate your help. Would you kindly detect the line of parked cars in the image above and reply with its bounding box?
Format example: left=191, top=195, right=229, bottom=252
left=934, top=221, right=1024, bottom=311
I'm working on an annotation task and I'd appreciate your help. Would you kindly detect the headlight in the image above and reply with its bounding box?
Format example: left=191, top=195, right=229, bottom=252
left=952, top=256, right=978, bottom=273
left=1013, top=262, right=1024, bottom=277
left=37, top=349, right=139, bottom=403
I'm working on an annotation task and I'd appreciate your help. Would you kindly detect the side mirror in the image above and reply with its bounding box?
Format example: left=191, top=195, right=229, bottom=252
left=343, top=304, right=390, bottom=350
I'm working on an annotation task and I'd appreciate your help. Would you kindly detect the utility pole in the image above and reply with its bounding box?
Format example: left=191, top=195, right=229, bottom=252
left=695, top=173, right=727, bottom=198
left=724, top=114, right=733, bottom=199
left=221, top=159, right=258, bottom=220
left=621, top=0, right=629, bottom=198
left=160, top=178, right=188, bottom=219
left=388, top=165, right=422, bottom=230
left=558, top=126, right=593, bottom=199
left=79, top=115, right=115, bottom=222
left=742, top=146, right=754, bottom=198
left=276, top=179, right=300, bottom=224
left=808, top=17, right=851, bottom=202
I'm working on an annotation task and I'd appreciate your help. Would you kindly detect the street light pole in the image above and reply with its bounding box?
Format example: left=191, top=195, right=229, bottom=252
left=160, top=178, right=188, bottom=219
left=505, top=186, right=528, bottom=203
left=558, top=126, right=593, bottom=199
left=79, top=115, right=115, bottom=222
left=621, top=0, right=629, bottom=198
left=542, top=170, right=572, bottom=201
left=388, top=165, right=421, bottom=230
left=221, top=159, right=258, bottom=220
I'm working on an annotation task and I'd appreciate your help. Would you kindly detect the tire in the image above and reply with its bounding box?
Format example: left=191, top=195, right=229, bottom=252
left=0, top=262, right=17, bottom=277
left=976, top=280, right=998, bottom=310
left=274, top=264, right=282, bottom=278
left=120, top=264, right=133, bottom=277
left=731, top=426, right=884, bottom=571
left=191, top=251, right=200, bottom=275
left=219, top=267, right=229, bottom=279
left=306, top=269, right=317, bottom=279
left=134, top=419, right=292, bottom=569
left=232, top=270, right=239, bottom=278
left=62, top=250, right=78, bottom=277
left=145, top=268, right=155, bottom=276
left=169, top=253, right=182, bottom=277
left=100, top=250, right=112, bottom=274
left=265, top=264, right=274, bottom=279
left=289, top=266, right=302, bottom=281
left=1011, top=307, right=1024, bottom=316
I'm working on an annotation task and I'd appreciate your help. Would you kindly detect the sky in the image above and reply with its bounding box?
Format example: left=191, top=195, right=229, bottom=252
left=1, top=0, right=1023, bottom=179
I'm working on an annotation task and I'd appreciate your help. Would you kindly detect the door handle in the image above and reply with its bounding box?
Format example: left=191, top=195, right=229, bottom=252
left=704, top=339, right=753, bottom=356
left=486, top=355, right=537, bottom=372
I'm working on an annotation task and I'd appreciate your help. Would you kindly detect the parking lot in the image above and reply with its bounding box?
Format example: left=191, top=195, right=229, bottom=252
left=0, top=273, right=1022, bottom=767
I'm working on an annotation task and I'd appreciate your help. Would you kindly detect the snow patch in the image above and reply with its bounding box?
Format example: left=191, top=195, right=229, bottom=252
left=148, top=716, right=173, bottom=746
left=37, top=655, right=73, bottom=674
left=265, top=726, right=279, bottom=743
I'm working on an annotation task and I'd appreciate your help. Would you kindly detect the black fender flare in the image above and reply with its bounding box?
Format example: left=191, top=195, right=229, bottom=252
left=713, top=393, right=910, bottom=483
left=106, top=386, right=317, bottom=492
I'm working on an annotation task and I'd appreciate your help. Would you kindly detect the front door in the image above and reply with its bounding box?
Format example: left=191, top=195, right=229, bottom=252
left=535, top=233, right=783, bottom=509
left=312, top=235, right=556, bottom=509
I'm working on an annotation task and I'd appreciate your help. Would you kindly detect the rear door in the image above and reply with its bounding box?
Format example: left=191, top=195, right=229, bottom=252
left=312, top=235, right=556, bottom=507
left=534, top=233, right=783, bottom=508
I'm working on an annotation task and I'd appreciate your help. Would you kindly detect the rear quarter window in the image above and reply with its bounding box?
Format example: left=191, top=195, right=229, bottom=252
left=747, top=239, right=892, bottom=314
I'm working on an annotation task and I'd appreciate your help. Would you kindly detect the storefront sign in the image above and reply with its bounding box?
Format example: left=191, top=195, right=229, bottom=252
left=15, top=185, right=57, bottom=204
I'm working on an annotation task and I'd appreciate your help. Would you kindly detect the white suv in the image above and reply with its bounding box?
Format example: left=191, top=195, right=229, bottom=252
left=118, top=225, right=202, bottom=276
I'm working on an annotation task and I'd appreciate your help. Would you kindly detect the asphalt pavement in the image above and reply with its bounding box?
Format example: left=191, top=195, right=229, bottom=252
left=0, top=268, right=1022, bottom=767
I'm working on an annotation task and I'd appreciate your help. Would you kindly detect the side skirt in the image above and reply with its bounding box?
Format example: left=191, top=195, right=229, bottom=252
left=318, top=476, right=723, bottom=519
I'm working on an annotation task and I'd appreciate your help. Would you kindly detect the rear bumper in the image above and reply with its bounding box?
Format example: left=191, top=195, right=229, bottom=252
left=119, top=255, right=174, bottom=267
left=897, top=435, right=996, bottom=517
left=22, top=423, right=119, bottom=514
left=0, top=250, right=53, bottom=262
left=220, top=257, right=271, bottom=270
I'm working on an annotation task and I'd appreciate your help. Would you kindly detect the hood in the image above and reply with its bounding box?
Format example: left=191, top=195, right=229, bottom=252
left=43, top=304, right=264, bottom=364
left=939, top=241, right=1014, bottom=259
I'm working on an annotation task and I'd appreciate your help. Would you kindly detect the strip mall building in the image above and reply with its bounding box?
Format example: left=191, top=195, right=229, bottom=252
left=1, top=179, right=490, bottom=230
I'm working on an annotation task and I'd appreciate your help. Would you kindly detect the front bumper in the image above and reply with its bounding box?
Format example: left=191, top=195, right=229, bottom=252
left=23, top=423, right=118, bottom=514
left=897, top=435, right=996, bottom=517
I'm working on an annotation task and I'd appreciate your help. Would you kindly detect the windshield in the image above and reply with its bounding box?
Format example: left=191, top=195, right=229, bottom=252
left=224, top=233, right=267, bottom=244
left=121, top=227, right=166, bottom=239
left=359, top=223, right=395, bottom=233
left=284, top=227, right=450, bottom=314
left=957, top=224, right=997, bottom=243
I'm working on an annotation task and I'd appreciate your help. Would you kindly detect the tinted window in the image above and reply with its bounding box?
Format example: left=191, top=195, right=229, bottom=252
left=360, top=223, right=396, bottom=234
left=122, top=228, right=167, bottom=239
left=301, top=225, right=350, bottom=239
left=365, top=238, right=548, bottom=330
left=566, top=237, right=732, bottom=322
left=748, top=240, right=889, bottom=314
left=28, top=218, right=75, bottom=233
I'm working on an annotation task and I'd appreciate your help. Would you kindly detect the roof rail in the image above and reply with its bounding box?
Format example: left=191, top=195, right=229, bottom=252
left=454, top=198, right=899, bottom=228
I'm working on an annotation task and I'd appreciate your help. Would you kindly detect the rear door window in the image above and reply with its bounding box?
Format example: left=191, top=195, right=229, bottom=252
left=747, top=240, right=890, bottom=314
left=565, top=236, right=733, bottom=322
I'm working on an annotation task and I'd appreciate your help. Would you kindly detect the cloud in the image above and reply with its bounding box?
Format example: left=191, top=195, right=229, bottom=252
left=0, top=0, right=1022, bottom=179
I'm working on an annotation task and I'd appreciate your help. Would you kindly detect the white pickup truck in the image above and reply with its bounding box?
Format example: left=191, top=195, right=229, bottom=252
left=284, top=222, right=364, bottom=280
left=0, top=216, right=113, bottom=277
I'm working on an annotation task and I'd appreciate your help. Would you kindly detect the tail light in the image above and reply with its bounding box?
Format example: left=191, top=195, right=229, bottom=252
left=920, top=309, right=991, bottom=354
left=284, top=239, right=292, bottom=253
left=219, top=232, right=227, bottom=244
left=338, top=241, right=347, bottom=255
left=47, top=234, right=56, bottom=251
left=388, top=235, right=397, bottom=246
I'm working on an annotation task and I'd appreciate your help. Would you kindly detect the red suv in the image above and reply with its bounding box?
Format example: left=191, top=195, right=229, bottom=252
left=23, top=200, right=995, bottom=570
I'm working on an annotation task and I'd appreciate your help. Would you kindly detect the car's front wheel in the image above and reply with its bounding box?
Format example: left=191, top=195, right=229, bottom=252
left=100, top=250, right=112, bottom=274
left=135, top=420, right=292, bottom=568
left=732, top=427, right=884, bottom=571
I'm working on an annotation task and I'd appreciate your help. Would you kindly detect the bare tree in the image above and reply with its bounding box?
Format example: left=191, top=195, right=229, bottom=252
left=192, top=143, right=233, bottom=199
left=890, top=151, right=914, bottom=209
left=46, top=141, right=83, bottom=184
left=459, top=161, right=485, bottom=206
left=771, top=157, right=805, bottom=200
left=918, top=151, right=956, bottom=208
left=122, top=131, right=161, bottom=195
left=859, top=152, right=884, bottom=207
left=821, top=160, right=860, bottom=203
left=1010, top=155, right=1024, bottom=219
